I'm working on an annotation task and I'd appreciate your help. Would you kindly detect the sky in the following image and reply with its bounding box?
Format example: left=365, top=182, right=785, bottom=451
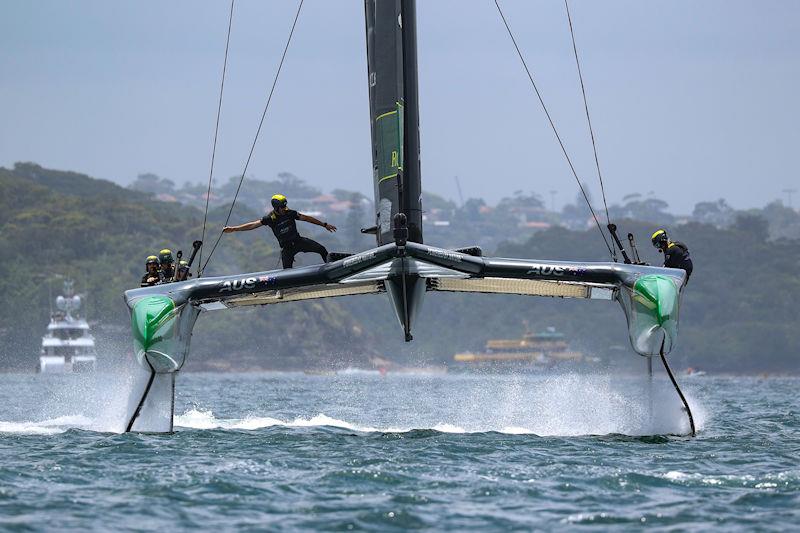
left=1, top=0, right=799, bottom=213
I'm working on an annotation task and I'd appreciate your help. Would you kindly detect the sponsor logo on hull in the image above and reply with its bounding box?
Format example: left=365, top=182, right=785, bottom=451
left=219, top=277, right=257, bottom=292
left=426, top=248, right=462, bottom=263
left=526, top=265, right=565, bottom=277
left=343, top=251, right=377, bottom=268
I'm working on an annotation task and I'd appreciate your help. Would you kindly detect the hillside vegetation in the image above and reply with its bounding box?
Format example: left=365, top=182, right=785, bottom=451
left=1, top=163, right=797, bottom=373
left=0, top=163, right=375, bottom=371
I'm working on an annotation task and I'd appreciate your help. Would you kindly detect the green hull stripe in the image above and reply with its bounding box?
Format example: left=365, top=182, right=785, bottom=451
left=633, top=274, right=677, bottom=326
left=131, top=295, right=176, bottom=355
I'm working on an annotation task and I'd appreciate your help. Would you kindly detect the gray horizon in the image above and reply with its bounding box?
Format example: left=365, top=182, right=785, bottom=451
left=1, top=0, right=798, bottom=213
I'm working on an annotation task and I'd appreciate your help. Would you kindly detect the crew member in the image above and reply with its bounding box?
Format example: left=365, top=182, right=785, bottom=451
left=174, top=259, right=192, bottom=282
left=140, top=255, right=163, bottom=287
left=223, top=194, right=337, bottom=269
left=651, top=229, right=693, bottom=282
left=159, top=249, right=176, bottom=282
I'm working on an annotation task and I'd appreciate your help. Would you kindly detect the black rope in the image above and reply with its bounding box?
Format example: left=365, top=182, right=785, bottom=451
left=564, top=0, right=616, bottom=261
left=197, top=0, right=235, bottom=278
left=201, top=0, right=305, bottom=275
left=659, top=338, right=696, bottom=437
left=493, top=0, right=614, bottom=259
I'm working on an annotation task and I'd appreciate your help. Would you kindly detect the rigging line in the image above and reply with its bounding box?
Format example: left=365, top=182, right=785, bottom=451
left=200, top=0, right=305, bottom=275
left=564, top=0, right=616, bottom=260
left=493, top=0, right=614, bottom=258
left=197, top=0, right=236, bottom=278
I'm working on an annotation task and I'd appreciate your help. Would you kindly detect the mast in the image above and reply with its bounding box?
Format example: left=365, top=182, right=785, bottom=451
left=364, top=0, right=423, bottom=245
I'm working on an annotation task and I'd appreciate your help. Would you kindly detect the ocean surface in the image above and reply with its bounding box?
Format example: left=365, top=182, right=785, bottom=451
left=0, top=370, right=797, bottom=531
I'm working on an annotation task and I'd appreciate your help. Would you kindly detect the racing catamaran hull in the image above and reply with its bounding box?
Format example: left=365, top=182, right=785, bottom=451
left=122, top=242, right=685, bottom=432
left=121, top=0, right=689, bottom=433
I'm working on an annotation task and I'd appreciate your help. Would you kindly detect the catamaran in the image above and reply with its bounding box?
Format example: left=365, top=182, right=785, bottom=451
left=121, top=1, right=691, bottom=434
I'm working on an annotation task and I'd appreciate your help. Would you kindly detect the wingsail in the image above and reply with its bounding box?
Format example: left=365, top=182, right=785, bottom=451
left=365, top=0, right=423, bottom=244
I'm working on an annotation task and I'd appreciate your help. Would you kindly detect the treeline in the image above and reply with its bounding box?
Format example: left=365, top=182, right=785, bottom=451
left=343, top=216, right=798, bottom=374
left=1, top=163, right=797, bottom=373
left=0, top=163, right=377, bottom=372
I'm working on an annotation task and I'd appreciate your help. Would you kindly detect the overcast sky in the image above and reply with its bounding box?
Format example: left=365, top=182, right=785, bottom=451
left=1, top=1, right=798, bottom=213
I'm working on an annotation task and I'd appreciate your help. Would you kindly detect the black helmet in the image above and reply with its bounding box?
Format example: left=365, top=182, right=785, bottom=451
left=146, top=255, right=160, bottom=267
left=158, top=248, right=174, bottom=265
left=651, top=229, right=668, bottom=248
left=271, top=194, right=288, bottom=210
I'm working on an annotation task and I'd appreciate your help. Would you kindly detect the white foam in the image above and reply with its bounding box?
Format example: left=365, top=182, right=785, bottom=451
left=660, top=471, right=792, bottom=488
left=431, top=423, right=466, bottom=433
left=174, top=409, right=469, bottom=434
left=0, top=414, right=94, bottom=435
left=500, top=426, right=536, bottom=435
left=171, top=410, right=580, bottom=436
left=4, top=368, right=706, bottom=438
left=174, top=409, right=384, bottom=433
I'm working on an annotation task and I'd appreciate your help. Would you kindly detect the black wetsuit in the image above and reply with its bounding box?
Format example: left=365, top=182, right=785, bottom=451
left=663, top=241, right=693, bottom=281
left=140, top=270, right=164, bottom=287
left=161, top=265, right=175, bottom=283
left=261, top=209, right=328, bottom=269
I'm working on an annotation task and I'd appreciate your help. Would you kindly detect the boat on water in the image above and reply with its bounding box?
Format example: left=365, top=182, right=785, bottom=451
left=454, top=325, right=584, bottom=370
left=120, top=0, right=693, bottom=434
left=39, top=280, right=97, bottom=373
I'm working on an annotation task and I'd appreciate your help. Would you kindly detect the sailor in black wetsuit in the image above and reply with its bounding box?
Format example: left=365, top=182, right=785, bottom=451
left=158, top=249, right=176, bottom=282
left=174, top=259, right=192, bottom=281
left=223, top=194, right=337, bottom=268
left=140, top=255, right=163, bottom=287
left=651, top=229, right=693, bottom=282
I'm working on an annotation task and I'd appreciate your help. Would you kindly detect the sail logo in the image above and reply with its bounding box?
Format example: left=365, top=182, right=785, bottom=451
left=219, top=277, right=257, bottom=292
left=526, top=265, right=565, bottom=277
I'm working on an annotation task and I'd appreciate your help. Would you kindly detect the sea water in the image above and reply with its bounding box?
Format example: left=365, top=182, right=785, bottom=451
left=0, top=371, right=797, bottom=530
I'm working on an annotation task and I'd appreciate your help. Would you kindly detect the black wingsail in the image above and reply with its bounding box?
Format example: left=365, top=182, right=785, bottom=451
left=364, top=0, right=423, bottom=245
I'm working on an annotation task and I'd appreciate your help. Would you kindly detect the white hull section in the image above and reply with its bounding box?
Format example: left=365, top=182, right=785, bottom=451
left=125, top=368, right=175, bottom=433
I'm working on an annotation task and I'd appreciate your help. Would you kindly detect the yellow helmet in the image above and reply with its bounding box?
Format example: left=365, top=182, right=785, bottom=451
left=158, top=249, right=174, bottom=264
left=651, top=229, right=668, bottom=248
left=271, top=194, right=288, bottom=209
left=146, top=255, right=159, bottom=266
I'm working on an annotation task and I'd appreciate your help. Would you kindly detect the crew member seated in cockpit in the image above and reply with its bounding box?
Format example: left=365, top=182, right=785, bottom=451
left=140, top=255, right=163, bottom=287
left=651, top=229, right=693, bottom=282
left=174, top=259, right=192, bottom=282
left=223, top=194, right=337, bottom=269
left=158, top=249, right=176, bottom=282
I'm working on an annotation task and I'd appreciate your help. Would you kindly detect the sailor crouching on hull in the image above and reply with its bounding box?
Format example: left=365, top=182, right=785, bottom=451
left=651, top=229, right=693, bottom=282
left=223, top=194, right=337, bottom=268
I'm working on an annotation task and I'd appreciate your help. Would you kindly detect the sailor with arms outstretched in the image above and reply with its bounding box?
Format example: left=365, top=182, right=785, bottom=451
left=223, top=194, right=337, bottom=269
